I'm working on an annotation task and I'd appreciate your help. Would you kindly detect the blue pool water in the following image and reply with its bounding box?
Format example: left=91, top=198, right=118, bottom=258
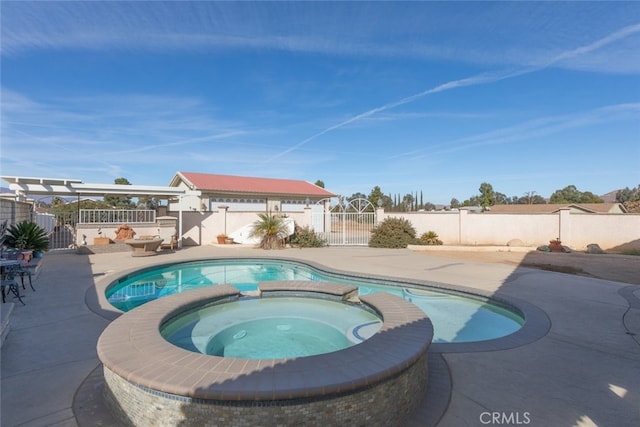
left=161, top=296, right=383, bottom=359
left=107, top=259, right=524, bottom=343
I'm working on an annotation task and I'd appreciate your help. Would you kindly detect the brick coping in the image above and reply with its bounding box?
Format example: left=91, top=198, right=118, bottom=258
left=97, top=282, right=433, bottom=401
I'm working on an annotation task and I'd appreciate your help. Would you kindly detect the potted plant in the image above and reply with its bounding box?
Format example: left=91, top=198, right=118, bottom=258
left=3, top=221, right=50, bottom=258
left=217, top=233, right=228, bottom=244
left=549, top=238, right=563, bottom=252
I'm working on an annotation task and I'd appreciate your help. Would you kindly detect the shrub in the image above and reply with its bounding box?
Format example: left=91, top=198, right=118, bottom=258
left=3, top=221, right=50, bottom=252
left=250, top=213, right=289, bottom=250
left=418, top=231, right=443, bottom=245
left=369, top=217, right=416, bottom=248
left=290, top=225, right=326, bottom=248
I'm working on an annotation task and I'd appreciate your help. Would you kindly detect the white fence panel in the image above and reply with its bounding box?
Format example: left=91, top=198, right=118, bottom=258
left=35, top=212, right=56, bottom=233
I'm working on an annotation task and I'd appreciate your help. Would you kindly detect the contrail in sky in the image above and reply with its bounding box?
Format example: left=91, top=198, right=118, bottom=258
left=265, top=22, right=640, bottom=163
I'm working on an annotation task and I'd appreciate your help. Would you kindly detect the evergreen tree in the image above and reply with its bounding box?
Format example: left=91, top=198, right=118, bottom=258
left=368, top=186, right=385, bottom=208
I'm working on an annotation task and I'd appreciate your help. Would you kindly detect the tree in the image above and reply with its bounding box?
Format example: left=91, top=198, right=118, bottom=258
left=549, top=185, right=603, bottom=204
left=314, top=180, right=325, bottom=188
left=138, top=196, right=160, bottom=210
left=478, top=182, right=495, bottom=210
left=517, top=193, right=546, bottom=204
left=401, top=193, right=415, bottom=212
left=494, top=192, right=508, bottom=205
left=616, top=185, right=640, bottom=203
left=348, top=192, right=367, bottom=202
left=462, top=195, right=480, bottom=207
left=450, top=198, right=460, bottom=209
left=104, top=177, right=135, bottom=208
left=368, top=186, right=386, bottom=209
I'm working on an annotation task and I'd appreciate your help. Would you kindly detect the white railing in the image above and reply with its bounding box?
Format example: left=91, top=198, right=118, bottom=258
left=79, top=209, right=156, bottom=224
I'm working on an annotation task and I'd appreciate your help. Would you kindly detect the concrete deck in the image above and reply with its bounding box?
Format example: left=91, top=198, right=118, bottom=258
left=1, top=246, right=638, bottom=426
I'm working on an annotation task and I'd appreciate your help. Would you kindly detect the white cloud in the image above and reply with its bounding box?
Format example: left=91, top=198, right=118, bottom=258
left=3, top=2, right=638, bottom=74
left=392, top=103, right=640, bottom=159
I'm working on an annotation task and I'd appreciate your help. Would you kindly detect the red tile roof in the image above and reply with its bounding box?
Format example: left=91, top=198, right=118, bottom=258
left=175, top=172, right=335, bottom=197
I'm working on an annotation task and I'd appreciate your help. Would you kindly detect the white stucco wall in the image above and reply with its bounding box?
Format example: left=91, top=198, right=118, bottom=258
left=567, top=213, right=640, bottom=251
left=180, top=209, right=310, bottom=246
left=75, top=207, right=640, bottom=251
left=380, top=210, right=640, bottom=251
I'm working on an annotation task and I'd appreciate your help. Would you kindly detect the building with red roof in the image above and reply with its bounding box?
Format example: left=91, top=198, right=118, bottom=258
left=169, top=171, right=335, bottom=213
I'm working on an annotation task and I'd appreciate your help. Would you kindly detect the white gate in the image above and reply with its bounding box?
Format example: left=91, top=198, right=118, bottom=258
left=311, top=198, right=376, bottom=246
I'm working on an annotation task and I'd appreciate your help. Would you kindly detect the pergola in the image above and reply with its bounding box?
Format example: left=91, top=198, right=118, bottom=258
left=1, top=176, right=201, bottom=248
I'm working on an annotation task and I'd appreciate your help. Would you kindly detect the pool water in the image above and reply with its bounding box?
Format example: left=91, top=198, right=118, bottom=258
left=108, top=259, right=524, bottom=343
left=161, top=296, right=382, bottom=359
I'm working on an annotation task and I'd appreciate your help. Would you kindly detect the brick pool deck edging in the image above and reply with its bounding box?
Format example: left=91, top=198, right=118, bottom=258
left=96, top=281, right=434, bottom=426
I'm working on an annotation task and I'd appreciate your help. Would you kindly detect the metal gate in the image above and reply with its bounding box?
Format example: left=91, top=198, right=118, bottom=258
left=311, top=198, right=376, bottom=246
left=36, top=211, right=77, bottom=250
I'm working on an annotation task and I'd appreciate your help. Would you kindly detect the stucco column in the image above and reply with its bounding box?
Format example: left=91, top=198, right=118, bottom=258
left=302, top=206, right=312, bottom=228
left=217, top=206, right=229, bottom=235
left=375, top=207, right=385, bottom=224
left=558, top=208, right=571, bottom=246
left=458, top=209, right=467, bottom=245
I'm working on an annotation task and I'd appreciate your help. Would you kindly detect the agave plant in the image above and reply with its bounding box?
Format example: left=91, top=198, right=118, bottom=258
left=4, top=221, right=50, bottom=252
left=419, top=231, right=443, bottom=246
left=250, top=213, right=289, bottom=250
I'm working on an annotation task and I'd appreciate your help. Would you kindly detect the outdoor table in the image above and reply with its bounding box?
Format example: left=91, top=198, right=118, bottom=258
left=124, top=238, right=164, bottom=257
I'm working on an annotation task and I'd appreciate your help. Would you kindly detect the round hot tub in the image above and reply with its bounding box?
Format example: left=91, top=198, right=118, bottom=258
left=162, top=295, right=383, bottom=359
left=97, top=282, right=433, bottom=427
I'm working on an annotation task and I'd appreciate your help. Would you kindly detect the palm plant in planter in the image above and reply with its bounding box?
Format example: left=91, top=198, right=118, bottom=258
left=4, top=221, right=50, bottom=254
left=250, top=213, right=289, bottom=250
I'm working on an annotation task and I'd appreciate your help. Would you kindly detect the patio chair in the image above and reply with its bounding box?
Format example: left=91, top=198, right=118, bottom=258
left=158, top=228, right=178, bottom=251
left=3, top=249, right=35, bottom=292
left=1, top=264, right=25, bottom=305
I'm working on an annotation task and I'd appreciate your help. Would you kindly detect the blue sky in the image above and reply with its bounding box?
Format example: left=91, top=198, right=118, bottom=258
left=1, top=1, right=639, bottom=204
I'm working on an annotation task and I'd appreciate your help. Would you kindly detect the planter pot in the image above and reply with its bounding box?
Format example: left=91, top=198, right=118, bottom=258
left=94, top=237, right=111, bottom=245
left=20, top=250, right=33, bottom=263
left=549, top=241, right=563, bottom=252
left=217, top=236, right=227, bottom=244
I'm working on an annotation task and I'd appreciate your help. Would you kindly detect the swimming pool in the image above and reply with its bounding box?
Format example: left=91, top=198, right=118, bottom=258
left=106, top=258, right=524, bottom=343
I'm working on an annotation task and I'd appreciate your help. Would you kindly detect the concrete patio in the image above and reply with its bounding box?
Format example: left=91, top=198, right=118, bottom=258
left=1, top=245, right=638, bottom=426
